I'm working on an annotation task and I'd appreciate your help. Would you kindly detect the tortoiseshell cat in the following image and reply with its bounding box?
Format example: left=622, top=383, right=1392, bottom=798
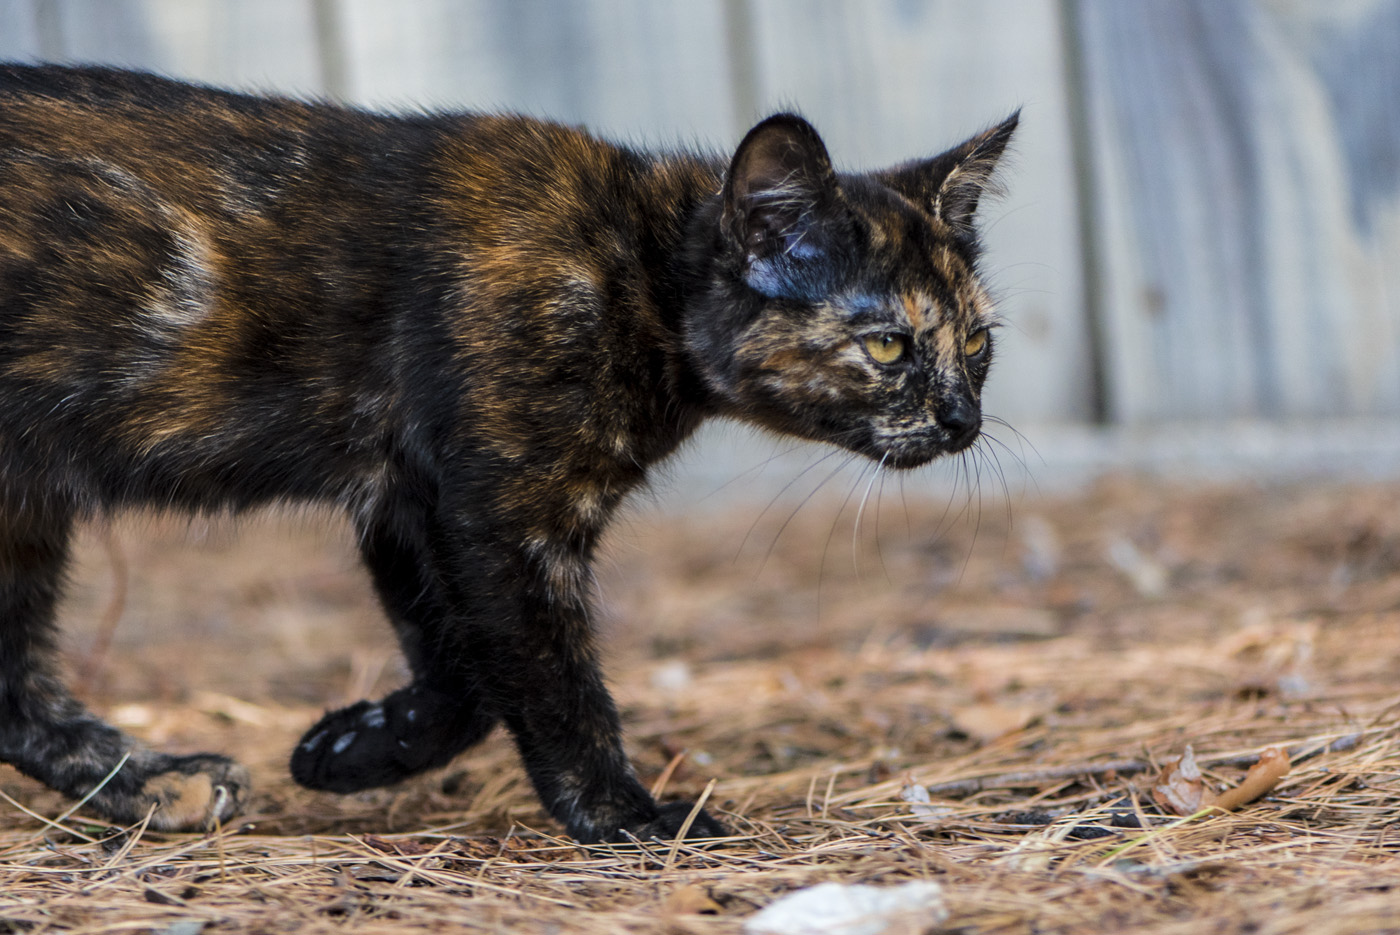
left=0, top=65, right=1016, bottom=843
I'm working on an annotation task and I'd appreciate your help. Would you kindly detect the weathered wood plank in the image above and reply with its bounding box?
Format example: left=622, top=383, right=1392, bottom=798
left=0, top=0, right=323, bottom=92
left=27, top=0, right=156, bottom=65
left=139, top=0, right=323, bottom=94
left=337, top=0, right=734, bottom=143
left=0, top=0, right=44, bottom=60
left=1080, top=0, right=1400, bottom=420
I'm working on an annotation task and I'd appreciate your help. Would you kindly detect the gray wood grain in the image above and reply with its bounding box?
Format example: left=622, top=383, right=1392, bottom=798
left=0, top=0, right=44, bottom=60
left=337, top=0, right=734, bottom=144
left=1080, top=0, right=1400, bottom=420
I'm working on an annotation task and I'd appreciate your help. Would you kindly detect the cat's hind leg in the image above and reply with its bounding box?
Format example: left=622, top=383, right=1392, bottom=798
left=290, top=498, right=496, bottom=792
left=0, top=502, right=248, bottom=830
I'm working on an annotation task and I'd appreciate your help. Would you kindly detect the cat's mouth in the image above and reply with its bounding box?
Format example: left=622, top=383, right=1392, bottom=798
left=866, top=421, right=981, bottom=469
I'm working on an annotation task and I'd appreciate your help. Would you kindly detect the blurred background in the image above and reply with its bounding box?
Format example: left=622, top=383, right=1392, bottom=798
left=2, top=0, right=1398, bottom=497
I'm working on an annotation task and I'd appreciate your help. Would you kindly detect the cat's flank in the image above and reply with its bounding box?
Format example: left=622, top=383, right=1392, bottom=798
left=0, top=65, right=1016, bottom=843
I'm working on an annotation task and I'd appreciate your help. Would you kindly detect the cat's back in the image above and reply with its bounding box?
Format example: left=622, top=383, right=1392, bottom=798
left=0, top=66, right=441, bottom=505
left=0, top=65, right=716, bottom=507
left=0, top=63, right=261, bottom=110
left=0, top=64, right=428, bottom=218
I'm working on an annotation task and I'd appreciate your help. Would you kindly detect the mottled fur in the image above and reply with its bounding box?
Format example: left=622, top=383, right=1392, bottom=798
left=0, top=65, right=1016, bottom=842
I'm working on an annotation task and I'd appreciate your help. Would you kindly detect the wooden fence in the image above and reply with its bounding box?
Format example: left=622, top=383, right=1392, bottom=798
left=1, top=0, right=1396, bottom=426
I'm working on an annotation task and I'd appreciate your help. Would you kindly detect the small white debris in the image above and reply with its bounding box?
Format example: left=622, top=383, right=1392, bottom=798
left=159, top=921, right=207, bottom=935
left=650, top=659, right=693, bottom=693
left=110, top=703, right=155, bottom=728
left=1105, top=536, right=1169, bottom=598
left=1019, top=513, right=1061, bottom=580
left=743, top=881, right=948, bottom=935
left=898, top=780, right=951, bottom=821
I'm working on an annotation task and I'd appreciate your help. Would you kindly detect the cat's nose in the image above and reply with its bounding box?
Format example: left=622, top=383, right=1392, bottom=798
left=937, top=398, right=980, bottom=450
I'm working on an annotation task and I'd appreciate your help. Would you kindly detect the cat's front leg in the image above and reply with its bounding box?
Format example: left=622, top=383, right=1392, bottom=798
left=438, top=521, right=726, bottom=844
left=290, top=491, right=498, bottom=793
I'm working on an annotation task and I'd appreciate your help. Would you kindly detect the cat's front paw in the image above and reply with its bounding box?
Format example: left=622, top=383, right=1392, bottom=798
left=291, top=698, right=421, bottom=793
left=290, top=684, right=495, bottom=793
left=609, top=801, right=729, bottom=844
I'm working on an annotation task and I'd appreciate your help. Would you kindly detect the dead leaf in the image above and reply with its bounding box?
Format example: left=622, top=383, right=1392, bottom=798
left=1152, top=745, right=1215, bottom=815
left=1153, top=745, right=1291, bottom=817
left=1212, top=747, right=1290, bottom=811
left=664, top=883, right=722, bottom=915
left=950, top=703, right=1037, bottom=742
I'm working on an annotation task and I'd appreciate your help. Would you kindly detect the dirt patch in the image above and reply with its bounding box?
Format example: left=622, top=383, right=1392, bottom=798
left=3, top=476, right=1399, bottom=933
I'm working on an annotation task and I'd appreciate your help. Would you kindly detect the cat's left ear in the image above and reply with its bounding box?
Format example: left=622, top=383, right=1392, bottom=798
left=882, top=110, right=1019, bottom=238
left=721, top=113, right=840, bottom=296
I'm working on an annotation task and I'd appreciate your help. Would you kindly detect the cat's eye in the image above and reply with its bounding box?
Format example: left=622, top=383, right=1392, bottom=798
left=863, top=333, right=907, bottom=365
left=964, top=328, right=990, bottom=358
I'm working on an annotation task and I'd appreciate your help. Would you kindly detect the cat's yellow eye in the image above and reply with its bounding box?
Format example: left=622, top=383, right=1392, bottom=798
left=864, top=333, right=907, bottom=365
left=964, top=328, right=989, bottom=357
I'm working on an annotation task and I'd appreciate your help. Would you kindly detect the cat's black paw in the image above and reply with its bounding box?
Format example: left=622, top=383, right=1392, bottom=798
left=611, top=801, right=728, bottom=844
left=290, top=683, right=494, bottom=793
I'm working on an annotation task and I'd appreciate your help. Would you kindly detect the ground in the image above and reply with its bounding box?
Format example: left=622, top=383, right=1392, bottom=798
left=2, top=475, right=1399, bottom=934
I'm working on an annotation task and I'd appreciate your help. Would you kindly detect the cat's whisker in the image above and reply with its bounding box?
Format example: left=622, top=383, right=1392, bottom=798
left=734, top=446, right=843, bottom=565
left=871, top=461, right=894, bottom=584
left=979, top=413, right=1037, bottom=504
left=967, top=441, right=1010, bottom=564
left=979, top=429, right=1031, bottom=479
left=929, top=451, right=969, bottom=546
left=703, top=436, right=817, bottom=504
left=955, top=448, right=985, bottom=584
left=816, top=457, right=880, bottom=618
left=851, top=451, right=889, bottom=576
left=755, top=451, right=860, bottom=583
left=977, top=435, right=1017, bottom=528
left=897, top=471, right=913, bottom=542
left=984, top=415, right=1042, bottom=467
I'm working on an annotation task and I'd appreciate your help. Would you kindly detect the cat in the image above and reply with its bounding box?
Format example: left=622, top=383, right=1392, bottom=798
left=0, top=64, right=1016, bottom=844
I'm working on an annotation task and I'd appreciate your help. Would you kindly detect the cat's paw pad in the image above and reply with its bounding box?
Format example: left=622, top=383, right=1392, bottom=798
left=291, top=699, right=403, bottom=793
left=291, top=685, right=495, bottom=793
left=134, top=755, right=250, bottom=831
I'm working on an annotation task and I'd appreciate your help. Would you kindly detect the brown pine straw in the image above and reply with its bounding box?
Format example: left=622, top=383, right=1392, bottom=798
left=3, top=477, right=1400, bottom=933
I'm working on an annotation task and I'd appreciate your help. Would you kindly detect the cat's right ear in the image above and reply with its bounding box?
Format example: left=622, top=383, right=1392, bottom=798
left=721, top=113, right=839, bottom=297
left=880, top=111, right=1019, bottom=240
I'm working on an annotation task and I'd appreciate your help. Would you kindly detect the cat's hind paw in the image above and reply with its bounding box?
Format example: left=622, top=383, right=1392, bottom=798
left=90, top=753, right=250, bottom=831
left=140, top=755, right=250, bottom=831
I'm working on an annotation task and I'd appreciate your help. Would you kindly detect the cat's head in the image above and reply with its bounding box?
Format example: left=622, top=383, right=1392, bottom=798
left=686, top=110, right=1017, bottom=469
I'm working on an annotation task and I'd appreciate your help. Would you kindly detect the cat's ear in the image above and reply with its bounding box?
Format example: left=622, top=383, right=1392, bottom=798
left=882, top=110, right=1019, bottom=238
left=721, top=113, right=839, bottom=294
